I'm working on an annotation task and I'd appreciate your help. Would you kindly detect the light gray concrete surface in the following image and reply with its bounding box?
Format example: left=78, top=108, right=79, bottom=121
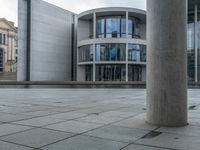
left=0, top=89, right=199, bottom=149
left=147, top=0, right=188, bottom=126
left=18, top=0, right=77, bottom=81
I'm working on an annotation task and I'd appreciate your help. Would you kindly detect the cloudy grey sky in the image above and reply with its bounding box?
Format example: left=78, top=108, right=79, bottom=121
left=0, top=0, right=146, bottom=26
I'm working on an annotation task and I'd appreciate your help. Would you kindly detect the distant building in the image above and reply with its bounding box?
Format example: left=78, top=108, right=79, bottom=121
left=18, top=0, right=200, bottom=83
left=77, top=8, right=146, bottom=82
left=0, top=18, right=17, bottom=72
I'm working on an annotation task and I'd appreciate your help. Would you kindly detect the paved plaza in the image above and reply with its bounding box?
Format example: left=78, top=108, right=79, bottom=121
left=0, top=88, right=199, bottom=150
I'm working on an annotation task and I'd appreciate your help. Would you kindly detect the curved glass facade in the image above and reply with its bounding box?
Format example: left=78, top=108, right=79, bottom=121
left=128, top=65, right=144, bottom=81
left=128, top=44, right=146, bottom=62
left=96, top=16, right=141, bottom=39
left=95, top=43, right=126, bottom=61
left=187, top=5, right=200, bottom=82
left=96, top=64, right=126, bottom=81
left=78, top=9, right=146, bottom=82
left=128, top=17, right=141, bottom=38
left=96, top=16, right=126, bottom=38
left=79, top=45, right=93, bottom=62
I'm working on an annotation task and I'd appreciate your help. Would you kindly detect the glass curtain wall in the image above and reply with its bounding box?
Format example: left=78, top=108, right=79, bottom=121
left=188, top=11, right=195, bottom=82
left=128, top=65, right=143, bottom=81
left=96, top=16, right=126, bottom=38
left=85, top=65, right=93, bottom=81
left=128, top=44, right=146, bottom=62
left=96, top=64, right=126, bottom=81
left=95, top=44, right=126, bottom=61
left=198, top=6, right=200, bottom=81
left=96, top=16, right=141, bottom=39
left=128, top=17, right=141, bottom=38
left=79, top=45, right=93, bottom=62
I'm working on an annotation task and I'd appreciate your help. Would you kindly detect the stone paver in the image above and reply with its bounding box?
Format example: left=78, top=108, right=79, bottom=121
left=44, top=120, right=103, bottom=134
left=41, top=135, right=127, bottom=150
left=0, top=128, right=74, bottom=148
left=77, top=114, right=123, bottom=125
left=85, top=125, right=150, bottom=142
left=0, top=124, right=32, bottom=137
left=136, top=132, right=200, bottom=150
left=122, top=144, right=169, bottom=150
left=13, top=116, right=64, bottom=127
left=0, top=89, right=199, bottom=150
left=0, top=141, right=32, bottom=150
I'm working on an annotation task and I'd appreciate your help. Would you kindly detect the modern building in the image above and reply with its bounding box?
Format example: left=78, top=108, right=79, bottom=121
left=0, top=18, right=17, bottom=73
left=18, top=0, right=200, bottom=83
left=77, top=8, right=146, bottom=82
left=188, top=0, right=200, bottom=82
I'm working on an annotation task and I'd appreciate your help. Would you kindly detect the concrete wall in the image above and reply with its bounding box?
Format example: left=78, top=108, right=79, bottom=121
left=78, top=20, right=92, bottom=41
left=18, top=0, right=77, bottom=81
left=77, top=66, right=86, bottom=81
left=18, top=0, right=27, bottom=81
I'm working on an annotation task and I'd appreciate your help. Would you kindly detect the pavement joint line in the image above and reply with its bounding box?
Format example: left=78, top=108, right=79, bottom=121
left=120, top=142, right=179, bottom=150
left=0, top=126, right=38, bottom=138
left=0, top=108, right=91, bottom=124
left=120, top=127, right=161, bottom=150
left=0, top=138, right=38, bottom=149
left=38, top=132, right=82, bottom=149
left=9, top=113, right=93, bottom=128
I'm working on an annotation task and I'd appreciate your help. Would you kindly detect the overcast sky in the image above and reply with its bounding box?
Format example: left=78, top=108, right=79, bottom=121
left=0, top=0, right=146, bottom=26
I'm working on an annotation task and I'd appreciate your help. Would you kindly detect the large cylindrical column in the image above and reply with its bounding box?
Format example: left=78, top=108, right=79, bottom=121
left=147, top=0, right=188, bottom=126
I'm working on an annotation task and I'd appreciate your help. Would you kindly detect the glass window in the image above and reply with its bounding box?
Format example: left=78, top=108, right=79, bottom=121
left=188, top=11, right=195, bottom=82
left=0, top=48, right=3, bottom=70
left=95, top=43, right=126, bottom=61
left=128, top=17, right=141, bottom=38
left=197, top=8, right=200, bottom=82
left=96, top=64, right=126, bottom=81
left=128, top=65, right=144, bottom=81
left=3, top=34, right=6, bottom=45
left=96, top=16, right=126, bottom=38
left=128, top=44, right=146, bottom=62
left=96, top=19, right=105, bottom=38
left=121, top=18, right=126, bottom=38
left=79, top=45, right=93, bottom=62
left=85, top=65, right=93, bottom=81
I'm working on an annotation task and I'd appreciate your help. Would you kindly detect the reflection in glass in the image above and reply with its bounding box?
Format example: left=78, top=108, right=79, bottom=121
left=96, top=44, right=126, bottom=61
left=187, top=11, right=195, bottom=82
left=96, top=16, right=126, bottom=38
left=128, top=65, right=144, bottom=81
left=0, top=48, right=3, bottom=72
left=198, top=9, right=200, bottom=82
left=85, top=65, right=93, bottom=81
left=79, top=45, right=93, bottom=62
left=96, top=65, right=126, bottom=81
left=128, top=17, right=141, bottom=38
left=128, top=44, right=146, bottom=62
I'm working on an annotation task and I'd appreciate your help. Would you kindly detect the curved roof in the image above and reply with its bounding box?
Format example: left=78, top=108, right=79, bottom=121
left=78, top=7, right=146, bottom=23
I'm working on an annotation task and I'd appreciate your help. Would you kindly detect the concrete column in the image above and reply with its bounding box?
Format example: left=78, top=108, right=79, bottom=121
left=147, top=0, right=188, bottom=126
left=126, top=11, right=128, bottom=38
left=93, top=12, right=96, bottom=82
left=125, top=11, right=129, bottom=82
left=93, top=44, right=96, bottom=82
left=93, top=12, right=96, bottom=39
left=126, top=43, right=128, bottom=82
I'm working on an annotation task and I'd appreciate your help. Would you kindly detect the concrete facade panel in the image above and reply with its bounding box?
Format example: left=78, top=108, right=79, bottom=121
left=18, top=0, right=76, bottom=81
